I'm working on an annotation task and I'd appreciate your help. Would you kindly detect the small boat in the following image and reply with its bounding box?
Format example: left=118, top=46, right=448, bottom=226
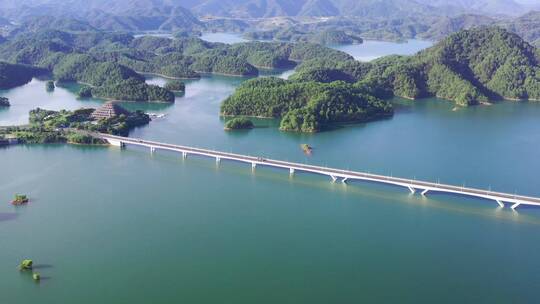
left=301, top=144, right=313, bottom=155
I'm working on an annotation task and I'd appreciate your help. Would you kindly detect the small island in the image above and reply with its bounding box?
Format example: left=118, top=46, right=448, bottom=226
left=224, top=117, right=254, bottom=130
left=77, top=86, right=92, bottom=98
left=11, top=194, right=29, bottom=205
left=164, top=80, right=186, bottom=93
left=19, top=259, right=33, bottom=271
left=0, top=102, right=151, bottom=145
left=0, top=97, right=9, bottom=107
left=46, top=80, right=55, bottom=92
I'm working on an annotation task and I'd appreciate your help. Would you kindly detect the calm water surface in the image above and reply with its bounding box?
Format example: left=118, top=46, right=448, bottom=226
left=331, top=39, right=433, bottom=61
left=1, top=34, right=540, bottom=303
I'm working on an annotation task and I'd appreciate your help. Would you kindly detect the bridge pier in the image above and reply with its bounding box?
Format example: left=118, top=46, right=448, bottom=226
left=330, top=175, right=337, bottom=183
left=342, top=177, right=348, bottom=184
left=107, top=138, right=124, bottom=148
left=150, top=146, right=156, bottom=154
left=182, top=151, right=187, bottom=159
left=407, top=186, right=415, bottom=194
left=251, top=162, right=256, bottom=169
left=496, top=200, right=504, bottom=208
left=216, top=157, right=221, bottom=164
left=421, top=189, right=429, bottom=196
left=289, top=168, right=295, bottom=175
left=511, top=203, right=521, bottom=210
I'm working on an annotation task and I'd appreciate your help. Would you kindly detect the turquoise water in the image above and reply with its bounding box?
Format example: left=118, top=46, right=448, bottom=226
left=0, top=80, right=103, bottom=126
left=1, top=36, right=540, bottom=303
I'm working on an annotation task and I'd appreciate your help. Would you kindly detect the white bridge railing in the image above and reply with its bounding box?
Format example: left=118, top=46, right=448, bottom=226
left=98, top=133, right=540, bottom=210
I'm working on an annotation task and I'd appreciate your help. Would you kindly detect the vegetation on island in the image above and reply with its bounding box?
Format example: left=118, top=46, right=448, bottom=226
left=29, top=107, right=150, bottom=137
left=224, top=117, right=254, bottom=130
left=52, top=54, right=174, bottom=102
left=32, top=273, right=41, bottom=281
left=0, top=96, right=9, bottom=107
left=0, top=61, right=45, bottom=89
left=78, top=86, right=92, bottom=98
left=1, top=105, right=150, bottom=145
left=19, top=259, right=33, bottom=270
left=245, top=28, right=363, bottom=45
left=0, top=29, right=351, bottom=100
left=290, top=27, right=540, bottom=106
left=222, top=77, right=393, bottom=132
left=164, top=80, right=186, bottom=92
left=11, top=194, right=29, bottom=205
left=222, top=27, right=540, bottom=132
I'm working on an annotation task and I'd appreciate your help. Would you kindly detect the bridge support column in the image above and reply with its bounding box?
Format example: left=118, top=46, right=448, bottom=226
left=289, top=168, right=295, bottom=175
left=407, top=186, right=415, bottom=194
left=182, top=151, right=187, bottom=159
left=496, top=200, right=504, bottom=208
left=421, top=189, right=429, bottom=196
left=342, top=178, right=348, bottom=184
left=511, top=203, right=521, bottom=210
left=251, top=162, right=256, bottom=169
left=150, top=146, right=156, bottom=154
left=107, top=139, right=124, bottom=148
left=216, top=157, right=221, bottom=164
left=330, top=175, right=337, bottom=183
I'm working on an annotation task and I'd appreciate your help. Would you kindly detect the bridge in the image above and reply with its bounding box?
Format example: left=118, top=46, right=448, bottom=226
left=97, top=133, right=540, bottom=210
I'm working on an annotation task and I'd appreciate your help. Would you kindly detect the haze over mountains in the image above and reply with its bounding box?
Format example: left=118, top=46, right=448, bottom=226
left=0, top=0, right=535, bottom=21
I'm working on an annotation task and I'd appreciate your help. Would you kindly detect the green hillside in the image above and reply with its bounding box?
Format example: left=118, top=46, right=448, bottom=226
left=295, top=27, right=540, bottom=105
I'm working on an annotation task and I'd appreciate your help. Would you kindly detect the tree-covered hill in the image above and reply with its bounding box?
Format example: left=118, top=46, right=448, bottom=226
left=0, top=28, right=352, bottom=101
left=293, top=27, right=540, bottom=105
left=0, top=61, right=46, bottom=89
left=221, top=77, right=393, bottom=132
left=245, top=28, right=363, bottom=45
left=0, top=29, right=351, bottom=77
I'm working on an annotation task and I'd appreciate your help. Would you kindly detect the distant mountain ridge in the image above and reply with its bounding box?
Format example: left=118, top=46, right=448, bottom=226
left=186, top=0, right=528, bottom=18
left=0, top=0, right=532, bottom=20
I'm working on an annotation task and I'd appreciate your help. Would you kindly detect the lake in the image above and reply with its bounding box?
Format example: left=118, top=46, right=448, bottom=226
left=1, top=34, right=539, bottom=304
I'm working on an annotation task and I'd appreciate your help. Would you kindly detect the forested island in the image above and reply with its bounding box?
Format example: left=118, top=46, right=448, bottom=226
left=164, top=80, right=186, bottom=93
left=290, top=28, right=540, bottom=106
left=222, top=78, right=393, bottom=132
left=222, top=27, right=540, bottom=132
left=224, top=117, right=254, bottom=130
left=244, top=28, right=363, bottom=45
left=0, top=29, right=351, bottom=102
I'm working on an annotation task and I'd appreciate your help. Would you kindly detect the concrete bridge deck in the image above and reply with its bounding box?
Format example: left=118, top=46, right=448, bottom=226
left=97, top=133, right=540, bottom=210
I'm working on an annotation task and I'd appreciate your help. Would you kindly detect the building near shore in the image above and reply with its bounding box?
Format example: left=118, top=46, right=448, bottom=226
left=91, top=101, right=131, bottom=120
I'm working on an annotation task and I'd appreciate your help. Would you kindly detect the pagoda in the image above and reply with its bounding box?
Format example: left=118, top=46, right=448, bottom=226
left=91, top=101, right=131, bottom=120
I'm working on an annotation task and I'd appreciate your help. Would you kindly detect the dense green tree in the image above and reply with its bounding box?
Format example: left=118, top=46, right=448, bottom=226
left=0, top=61, right=45, bottom=89
left=224, top=117, right=254, bottom=130
left=164, top=80, right=185, bottom=92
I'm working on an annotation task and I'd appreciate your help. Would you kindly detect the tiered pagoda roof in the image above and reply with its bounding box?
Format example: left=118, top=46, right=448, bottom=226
left=91, top=101, right=131, bottom=120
